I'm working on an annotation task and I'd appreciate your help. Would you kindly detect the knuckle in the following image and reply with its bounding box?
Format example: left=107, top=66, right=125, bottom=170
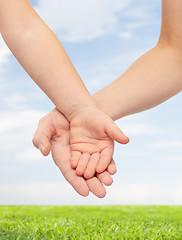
left=32, top=134, right=39, bottom=148
left=38, top=118, right=45, bottom=125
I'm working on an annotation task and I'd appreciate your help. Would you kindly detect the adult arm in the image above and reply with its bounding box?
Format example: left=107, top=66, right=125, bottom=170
left=93, top=0, right=182, bottom=120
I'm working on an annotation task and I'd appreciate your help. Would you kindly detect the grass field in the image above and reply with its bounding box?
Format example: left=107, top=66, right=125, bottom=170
left=0, top=206, right=182, bottom=239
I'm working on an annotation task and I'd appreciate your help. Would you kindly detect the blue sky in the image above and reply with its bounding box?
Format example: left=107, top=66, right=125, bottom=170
left=0, top=0, right=182, bottom=205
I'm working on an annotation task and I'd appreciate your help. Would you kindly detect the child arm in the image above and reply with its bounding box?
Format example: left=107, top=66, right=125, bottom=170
left=0, top=0, right=128, bottom=177
left=0, top=0, right=96, bottom=119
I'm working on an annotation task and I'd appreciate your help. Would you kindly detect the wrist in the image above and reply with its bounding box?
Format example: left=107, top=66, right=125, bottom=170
left=93, top=93, right=117, bottom=121
left=65, top=102, right=99, bottom=122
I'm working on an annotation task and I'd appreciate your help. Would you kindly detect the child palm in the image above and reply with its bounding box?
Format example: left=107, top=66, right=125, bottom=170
left=70, top=109, right=129, bottom=179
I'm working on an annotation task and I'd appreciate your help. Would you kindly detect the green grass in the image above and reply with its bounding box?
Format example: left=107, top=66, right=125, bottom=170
left=0, top=206, right=182, bottom=239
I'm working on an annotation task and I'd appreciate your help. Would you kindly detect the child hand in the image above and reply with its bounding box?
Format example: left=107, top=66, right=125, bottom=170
left=33, top=108, right=116, bottom=198
left=70, top=108, right=129, bottom=179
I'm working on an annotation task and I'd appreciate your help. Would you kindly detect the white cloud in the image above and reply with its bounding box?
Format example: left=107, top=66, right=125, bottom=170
left=0, top=77, right=7, bottom=90
left=2, top=93, right=26, bottom=109
left=16, top=148, right=44, bottom=164
left=0, top=110, right=44, bottom=133
left=0, top=110, right=46, bottom=163
left=150, top=141, right=182, bottom=148
left=117, top=122, right=161, bottom=135
left=35, top=0, right=158, bottom=42
left=124, top=3, right=154, bottom=20
left=115, top=113, right=162, bottom=136
left=1, top=181, right=182, bottom=205
left=0, top=181, right=92, bottom=205
left=107, top=183, right=182, bottom=205
left=0, top=36, right=11, bottom=91
left=0, top=35, right=11, bottom=73
left=126, top=21, right=147, bottom=29
left=160, top=156, right=182, bottom=163
left=35, top=0, right=129, bottom=42
left=119, top=31, right=133, bottom=40
left=117, top=152, right=148, bottom=158
left=85, top=49, right=147, bottom=93
left=0, top=181, right=76, bottom=205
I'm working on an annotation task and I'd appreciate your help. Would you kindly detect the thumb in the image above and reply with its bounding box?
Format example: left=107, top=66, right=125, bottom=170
left=105, top=119, right=129, bottom=144
left=32, top=121, right=52, bottom=156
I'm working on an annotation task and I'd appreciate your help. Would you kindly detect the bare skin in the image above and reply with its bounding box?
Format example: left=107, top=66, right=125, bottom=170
left=70, top=108, right=129, bottom=178
left=93, top=0, right=182, bottom=120
left=1, top=0, right=182, bottom=197
left=33, top=0, right=182, bottom=197
left=0, top=0, right=129, bottom=180
left=33, top=109, right=117, bottom=198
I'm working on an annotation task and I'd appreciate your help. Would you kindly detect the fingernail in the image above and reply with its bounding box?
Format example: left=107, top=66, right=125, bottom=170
left=39, top=144, right=45, bottom=154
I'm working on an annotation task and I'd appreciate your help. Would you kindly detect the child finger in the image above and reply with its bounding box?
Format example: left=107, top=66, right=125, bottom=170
left=84, top=152, right=100, bottom=179
left=107, top=159, right=117, bottom=175
left=71, top=151, right=82, bottom=169
left=96, top=171, right=113, bottom=186
left=96, top=148, right=113, bottom=173
left=76, top=153, right=90, bottom=176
